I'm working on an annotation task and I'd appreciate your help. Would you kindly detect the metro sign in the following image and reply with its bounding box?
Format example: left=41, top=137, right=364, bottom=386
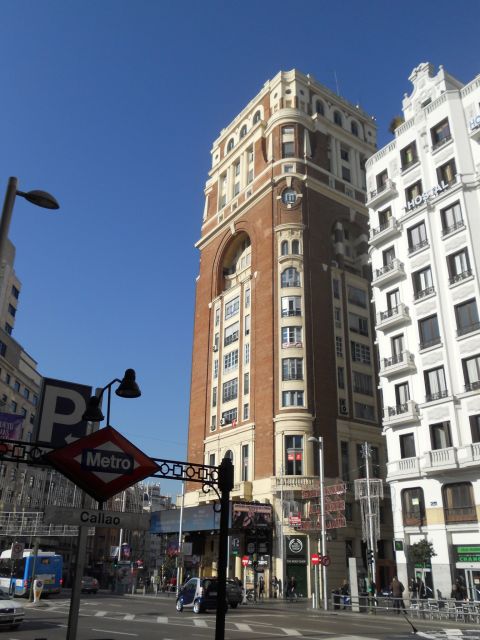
left=46, top=426, right=159, bottom=502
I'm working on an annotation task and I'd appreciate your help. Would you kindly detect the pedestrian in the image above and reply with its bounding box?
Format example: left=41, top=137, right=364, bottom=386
left=278, top=577, right=282, bottom=598
left=287, top=576, right=297, bottom=602
left=390, top=576, right=405, bottom=614
left=415, top=575, right=426, bottom=601
left=154, top=574, right=161, bottom=595
left=409, top=577, right=418, bottom=603
left=271, top=576, right=278, bottom=598
left=259, top=576, right=265, bottom=600
left=340, top=579, right=350, bottom=609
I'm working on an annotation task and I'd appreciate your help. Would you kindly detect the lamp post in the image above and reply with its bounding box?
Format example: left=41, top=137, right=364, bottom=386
left=82, top=369, right=141, bottom=426
left=308, top=436, right=327, bottom=610
left=0, top=176, right=59, bottom=264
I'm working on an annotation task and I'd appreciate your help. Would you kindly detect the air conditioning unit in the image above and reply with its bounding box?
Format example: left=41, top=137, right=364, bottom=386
left=220, top=418, right=226, bottom=426
left=340, top=405, right=348, bottom=415
left=212, top=345, right=218, bottom=352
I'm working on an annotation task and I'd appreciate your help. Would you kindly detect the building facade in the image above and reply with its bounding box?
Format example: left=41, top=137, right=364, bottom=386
left=366, top=63, right=480, bottom=600
left=186, top=70, right=394, bottom=596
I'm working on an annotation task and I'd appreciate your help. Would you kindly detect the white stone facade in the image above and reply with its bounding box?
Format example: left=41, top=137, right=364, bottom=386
left=367, top=63, right=480, bottom=600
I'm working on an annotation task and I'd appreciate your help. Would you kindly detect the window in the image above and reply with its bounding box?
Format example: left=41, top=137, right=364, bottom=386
left=395, top=382, right=410, bottom=407
left=10, top=401, right=17, bottom=413
left=291, top=240, right=300, bottom=254
left=469, top=415, right=480, bottom=443
left=245, top=288, right=250, bottom=308
left=332, top=279, right=340, bottom=299
left=424, top=366, right=448, bottom=402
left=455, top=299, right=479, bottom=336
left=227, top=138, right=235, bottom=152
left=351, top=121, right=359, bottom=137
left=8, top=304, right=16, bottom=317
left=341, top=441, right=350, bottom=481
left=418, top=314, right=440, bottom=349
left=386, top=289, right=400, bottom=312
left=223, top=350, right=239, bottom=373
left=0, top=342, right=6, bottom=357
left=333, top=110, right=342, bottom=126
left=282, top=126, right=295, bottom=158
left=334, top=306, right=342, bottom=328
left=281, top=188, right=297, bottom=205
left=342, top=166, right=351, bottom=182
left=244, top=343, right=250, bottom=364
left=353, top=371, right=373, bottom=396
left=253, top=110, right=261, bottom=124
left=437, top=158, right=456, bottom=185
left=348, top=285, right=367, bottom=308
left=241, top=444, right=249, bottom=481
left=378, top=207, right=392, bottom=227
left=225, top=296, right=240, bottom=320
left=14, top=380, right=20, bottom=392
left=243, top=403, right=249, bottom=420
left=32, top=394, right=38, bottom=406
left=214, top=332, right=219, bottom=351
left=213, top=360, right=218, bottom=379
left=408, top=221, right=428, bottom=253
left=400, top=433, right=416, bottom=459
left=376, top=169, right=388, bottom=190
left=221, top=407, right=237, bottom=425
left=4, top=324, right=12, bottom=335
left=215, top=307, right=220, bottom=327
left=23, top=388, right=29, bottom=400
left=282, top=390, right=304, bottom=407
left=350, top=341, right=371, bottom=364
left=224, top=322, right=239, bottom=346
left=354, top=402, right=375, bottom=421
left=339, top=397, right=348, bottom=415
left=401, top=487, right=426, bottom=526
left=400, top=142, right=418, bottom=170
left=340, top=146, right=349, bottom=162
left=222, top=378, right=238, bottom=402
left=405, top=180, right=423, bottom=206
left=282, top=358, right=303, bottom=381
left=441, top=201, right=463, bottom=235
left=336, top=336, right=343, bottom=357
left=281, top=268, right=301, bottom=288
left=11, top=285, right=19, bottom=299
left=5, top=374, right=11, bottom=385
left=209, top=452, right=216, bottom=466
left=281, top=240, right=289, bottom=256
left=285, top=435, right=303, bottom=475
left=462, top=354, right=480, bottom=392
left=240, top=124, right=247, bottom=139
left=447, top=248, right=471, bottom=284
left=391, top=334, right=404, bottom=357
left=245, top=315, right=250, bottom=336
left=244, top=372, right=249, bottom=394
left=281, top=296, right=301, bottom=317
left=412, top=266, right=434, bottom=299
left=443, top=483, right=477, bottom=523
left=283, top=164, right=294, bottom=173
left=382, top=246, right=395, bottom=266
left=212, top=387, right=217, bottom=407
left=315, top=100, right=324, bottom=116
left=337, top=367, right=345, bottom=389
left=431, top=118, right=451, bottom=149
left=430, top=421, right=452, bottom=449
left=282, top=326, right=302, bottom=348
left=349, top=313, right=369, bottom=336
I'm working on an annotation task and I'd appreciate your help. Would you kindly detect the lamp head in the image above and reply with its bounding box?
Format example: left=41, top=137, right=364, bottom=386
left=308, top=436, right=318, bottom=443
left=82, top=395, right=105, bottom=422
left=18, top=189, right=60, bottom=210
left=115, top=368, right=141, bottom=398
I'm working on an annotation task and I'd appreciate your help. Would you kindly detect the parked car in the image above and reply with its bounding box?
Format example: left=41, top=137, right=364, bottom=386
left=176, top=577, right=242, bottom=614
left=0, top=590, right=25, bottom=629
left=81, top=576, right=99, bottom=594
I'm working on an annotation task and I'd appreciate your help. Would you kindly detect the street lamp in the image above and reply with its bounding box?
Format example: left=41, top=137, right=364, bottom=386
left=82, top=369, right=141, bottom=426
left=308, top=436, right=327, bottom=610
left=0, top=176, right=60, bottom=264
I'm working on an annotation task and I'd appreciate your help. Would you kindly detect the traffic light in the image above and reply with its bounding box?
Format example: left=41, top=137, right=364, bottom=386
left=367, top=549, right=374, bottom=565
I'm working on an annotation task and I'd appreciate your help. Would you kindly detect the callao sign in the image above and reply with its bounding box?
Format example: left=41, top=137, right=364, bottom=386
left=46, top=426, right=159, bottom=502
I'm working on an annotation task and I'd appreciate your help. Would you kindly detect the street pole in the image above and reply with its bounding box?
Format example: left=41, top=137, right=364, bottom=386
left=215, top=457, right=233, bottom=640
left=364, top=442, right=376, bottom=586
left=176, top=480, right=185, bottom=595
left=318, top=437, right=327, bottom=610
left=279, top=461, right=285, bottom=595
left=0, top=177, right=17, bottom=265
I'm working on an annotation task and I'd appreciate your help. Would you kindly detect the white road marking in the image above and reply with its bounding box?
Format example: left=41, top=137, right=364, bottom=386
left=94, top=610, right=108, bottom=616
left=235, top=622, right=253, bottom=631
left=280, top=629, right=302, bottom=636
left=193, top=619, right=208, bottom=627
left=91, top=628, right=138, bottom=636
left=157, top=616, right=169, bottom=623
left=124, top=614, right=135, bottom=620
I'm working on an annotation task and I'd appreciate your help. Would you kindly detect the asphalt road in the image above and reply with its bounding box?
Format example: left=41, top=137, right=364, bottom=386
left=6, top=592, right=480, bottom=640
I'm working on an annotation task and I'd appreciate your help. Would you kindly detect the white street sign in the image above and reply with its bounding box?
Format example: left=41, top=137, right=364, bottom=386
left=44, top=506, right=151, bottom=530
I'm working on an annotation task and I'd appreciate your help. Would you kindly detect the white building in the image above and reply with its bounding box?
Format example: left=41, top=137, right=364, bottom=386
left=367, top=63, right=480, bottom=600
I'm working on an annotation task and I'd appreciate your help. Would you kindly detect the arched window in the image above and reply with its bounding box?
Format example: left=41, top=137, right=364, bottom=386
left=240, top=125, right=247, bottom=139
left=401, top=487, right=426, bottom=526
left=253, top=110, right=261, bottom=124
left=443, top=482, right=477, bottom=523
left=227, top=138, right=235, bottom=153
left=281, top=240, right=289, bottom=256
left=315, top=100, right=324, bottom=116
left=351, top=121, right=359, bottom=137
left=281, top=267, right=301, bottom=288
left=291, top=240, right=300, bottom=255
left=333, top=110, right=342, bottom=127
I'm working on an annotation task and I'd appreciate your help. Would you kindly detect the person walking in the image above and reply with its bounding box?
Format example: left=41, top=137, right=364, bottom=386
left=409, top=577, right=418, bottom=604
left=271, top=576, right=278, bottom=598
left=287, top=576, right=297, bottom=601
left=259, top=576, right=265, bottom=600
left=340, top=579, right=350, bottom=609
left=390, top=576, right=405, bottom=614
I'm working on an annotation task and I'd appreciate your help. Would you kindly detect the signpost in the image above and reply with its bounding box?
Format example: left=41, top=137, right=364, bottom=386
left=43, top=506, right=151, bottom=530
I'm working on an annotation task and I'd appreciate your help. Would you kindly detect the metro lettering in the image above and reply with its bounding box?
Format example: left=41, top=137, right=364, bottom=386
left=81, top=448, right=134, bottom=473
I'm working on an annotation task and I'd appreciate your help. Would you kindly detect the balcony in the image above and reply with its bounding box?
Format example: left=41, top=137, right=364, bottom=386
left=369, top=217, right=401, bottom=247
left=372, top=259, right=405, bottom=287
left=408, top=239, right=429, bottom=255
left=457, top=442, right=480, bottom=466
left=431, top=135, right=452, bottom=152
left=442, top=219, right=465, bottom=237
left=387, top=456, right=421, bottom=480
left=271, top=475, right=318, bottom=493
left=367, top=179, right=397, bottom=207
left=449, top=269, right=473, bottom=286
left=423, top=447, right=458, bottom=472
left=425, top=389, right=449, bottom=403
left=444, top=506, right=478, bottom=524
left=376, top=303, right=410, bottom=331
left=380, top=351, right=416, bottom=378
left=414, top=286, right=436, bottom=302
left=464, top=380, right=480, bottom=393
left=383, top=400, right=419, bottom=426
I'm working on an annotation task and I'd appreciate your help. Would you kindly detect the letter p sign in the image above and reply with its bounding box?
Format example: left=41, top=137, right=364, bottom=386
left=36, top=378, right=94, bottom=447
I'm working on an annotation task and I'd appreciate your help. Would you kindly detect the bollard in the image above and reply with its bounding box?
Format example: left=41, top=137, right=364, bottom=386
left=33, top=579, right=44, bottom=603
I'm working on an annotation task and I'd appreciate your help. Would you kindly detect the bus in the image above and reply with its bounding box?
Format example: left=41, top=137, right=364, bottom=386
left=0, top=549, right=63, bottom=597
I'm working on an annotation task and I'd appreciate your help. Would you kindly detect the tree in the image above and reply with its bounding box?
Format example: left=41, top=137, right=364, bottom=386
left=409, top=539, right=436, bottom=567
left=389, top=116, right=405, bottom=135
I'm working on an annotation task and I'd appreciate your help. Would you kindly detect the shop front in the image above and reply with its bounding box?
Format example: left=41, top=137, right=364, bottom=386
left=285, top=535, right=308, bottom=597
left=454, top=545, right=480, bottom=601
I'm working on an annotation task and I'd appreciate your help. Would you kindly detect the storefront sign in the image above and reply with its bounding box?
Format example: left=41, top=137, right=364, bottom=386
left=455, top=545, right=480, bottom=563
left=406, top=180, right=449, bottom=211
left=286, top=536, right=307, bottom=565
left=469, top=115, right=480, bottom=131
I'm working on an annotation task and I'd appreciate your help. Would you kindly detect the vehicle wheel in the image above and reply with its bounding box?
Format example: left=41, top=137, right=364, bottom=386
left=230, top=602, right=238, bottom=609
left=176, top=598, right=183, bottom=612
left=193, top=599, right=203, bottom=614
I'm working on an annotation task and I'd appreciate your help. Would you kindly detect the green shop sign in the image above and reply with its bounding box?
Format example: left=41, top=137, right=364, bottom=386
left=455, top=546, right=480, bottom=563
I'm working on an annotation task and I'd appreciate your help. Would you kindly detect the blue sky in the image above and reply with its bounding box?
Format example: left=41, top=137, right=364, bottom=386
left=0, top=0, right=477, bottom=496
